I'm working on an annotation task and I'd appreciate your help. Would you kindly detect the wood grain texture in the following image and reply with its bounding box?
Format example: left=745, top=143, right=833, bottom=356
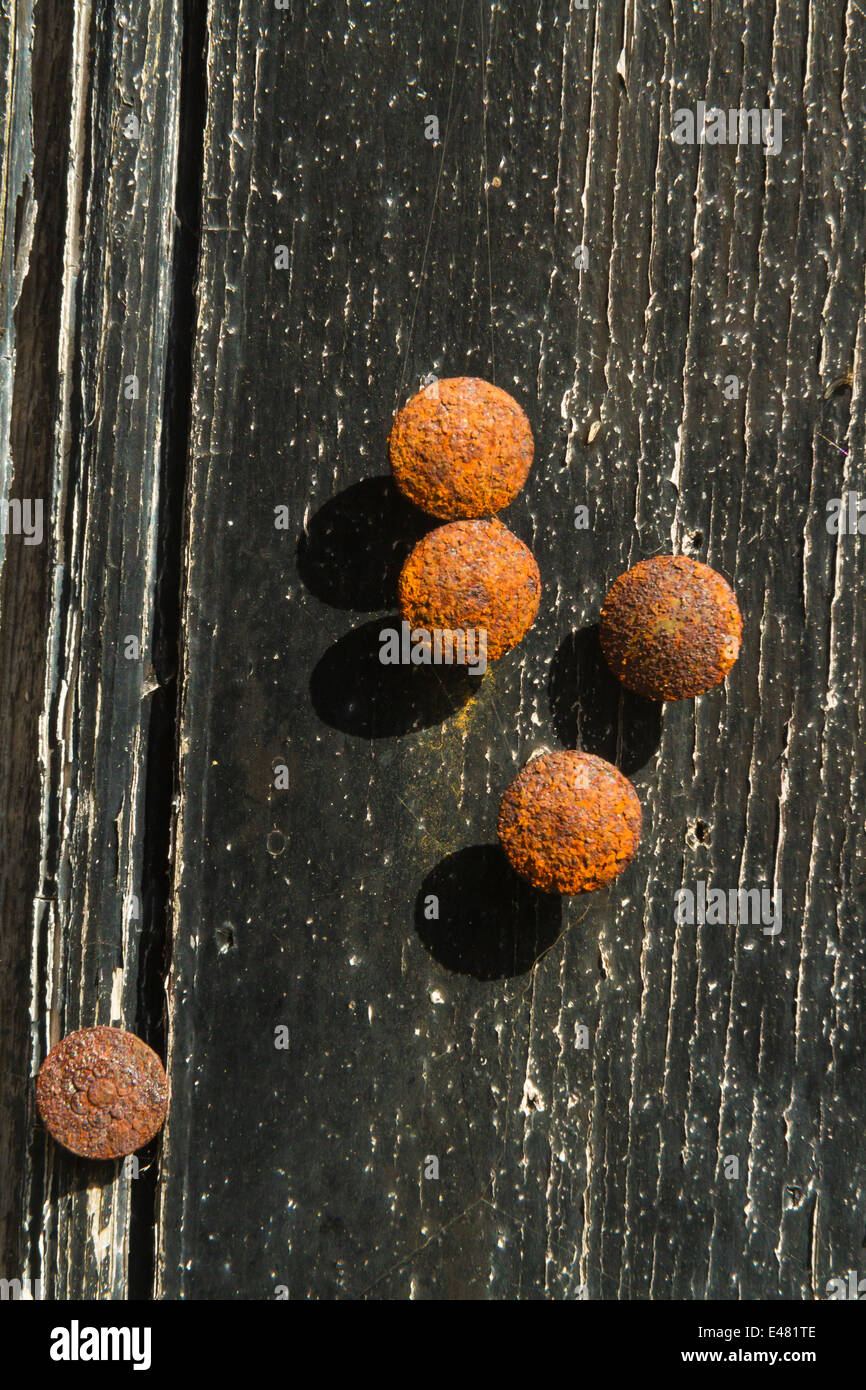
left=18, top=0, right=183, bottom=1299
left=0, top=0, right=39, bottom=1282
left=157, top=0, right=866, bottom=1299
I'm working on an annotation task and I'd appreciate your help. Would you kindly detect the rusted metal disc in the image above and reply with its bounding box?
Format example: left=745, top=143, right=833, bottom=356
left=389, top=377, right=534, bottom=519
left=398, top=518, right=541, bottom=661
left=599, top=555, right=742, bottom=701
left=498, top=750, right=642, bottom=894
left=36, top=1026, right=168, bottom=1160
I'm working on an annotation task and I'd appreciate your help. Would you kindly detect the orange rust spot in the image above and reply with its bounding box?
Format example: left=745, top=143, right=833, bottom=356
left=389, top=377, right=534, bottom=519
left=599, top=555, right=742, bottom=701
left=498, top=751, right=642, bottom=895
left=398, top=518, right=541, bottom=662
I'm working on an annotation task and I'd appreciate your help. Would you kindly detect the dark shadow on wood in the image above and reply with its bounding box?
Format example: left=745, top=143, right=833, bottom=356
left=415, top=844, right=562, bottom=980
left=296, top=476, right=434, bottom=611
left=548, top=625, right=662, bottom=775
left=310, top=616, right=477, bottom=737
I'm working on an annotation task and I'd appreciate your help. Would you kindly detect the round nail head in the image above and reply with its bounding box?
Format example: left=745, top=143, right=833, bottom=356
left=389, top=376, right=534, bottom=519
left=599, top=555, right=742, bottom=701
left=36, top=1026, right=168, bottom=1160
left=399, top=518, right=541, bottom=661
left=498, top=750, right=642, bottom=894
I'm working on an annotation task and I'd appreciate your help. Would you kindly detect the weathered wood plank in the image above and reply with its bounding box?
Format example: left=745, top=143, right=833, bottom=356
left=159, top=0, right=866, bottom=1299
left=0, top=0, right=41, bottom=1286
left=14, top=0, right=184, bottom=1299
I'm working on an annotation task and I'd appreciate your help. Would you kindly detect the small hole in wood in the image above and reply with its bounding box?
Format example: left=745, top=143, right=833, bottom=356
left=216, top=925, right=236, bottom=955
left=687, top=818, right=712, bottom=849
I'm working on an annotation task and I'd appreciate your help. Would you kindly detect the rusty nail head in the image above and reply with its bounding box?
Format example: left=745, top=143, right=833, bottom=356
left=399, top=518, right=541, bottom=661
left=498, top=750, right=642, bottom=895
left=389, top=376, right=534, bottom=520
left=599, top=554, right=742, bottom=701
left=36, top=1026, right=168, bottom=1160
